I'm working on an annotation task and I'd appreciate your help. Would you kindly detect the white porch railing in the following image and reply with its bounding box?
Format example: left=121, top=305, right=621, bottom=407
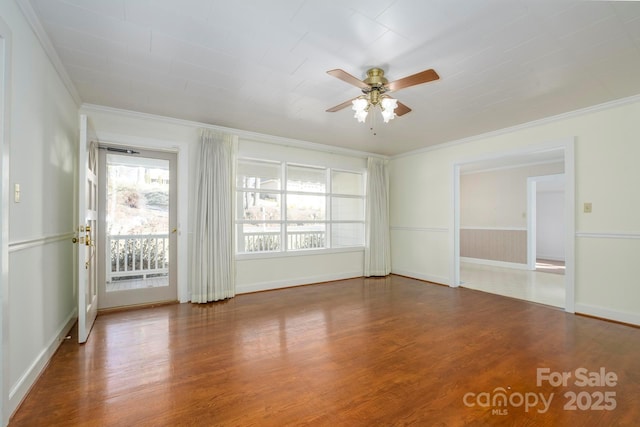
left=241, top=230, right=325, bottom=252
left=108, top=233, right=169, bottom=282
left=288, top=231, right=325, bottom=250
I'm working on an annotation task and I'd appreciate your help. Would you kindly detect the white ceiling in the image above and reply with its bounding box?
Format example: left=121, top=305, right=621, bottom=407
left=26, top=0, right=640, bottom=156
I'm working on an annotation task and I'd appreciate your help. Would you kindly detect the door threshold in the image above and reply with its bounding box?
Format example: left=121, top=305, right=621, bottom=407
left=98, top=300, right=179, bottom=315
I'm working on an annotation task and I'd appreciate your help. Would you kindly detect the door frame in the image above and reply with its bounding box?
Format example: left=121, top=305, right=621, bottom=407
left=87, top=132, right=189, bottom=303
left=451, top=137, right=575, bottom=313
left=527, top=173, right=565, bottom=270
left=0, top=17, right=11, bottom=426
left=97, top=146, right=178, bottom=309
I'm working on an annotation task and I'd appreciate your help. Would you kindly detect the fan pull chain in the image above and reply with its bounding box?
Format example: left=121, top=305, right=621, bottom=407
left=370, top=106, right=378, bottom=136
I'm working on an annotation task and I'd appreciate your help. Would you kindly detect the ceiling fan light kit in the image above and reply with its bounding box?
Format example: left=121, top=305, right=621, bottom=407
left=352, top=95, right=398, bottom=123
left=327, top=67, right=440, bottom=125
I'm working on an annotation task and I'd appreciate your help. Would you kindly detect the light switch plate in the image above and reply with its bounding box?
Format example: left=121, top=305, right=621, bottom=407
left=584, top=202, right=592, bottom=213
left=14, top=183, right=20, bottom=203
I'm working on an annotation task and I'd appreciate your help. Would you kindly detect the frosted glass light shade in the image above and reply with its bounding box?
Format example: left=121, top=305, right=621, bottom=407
left=354, top=110, right=368, bottom=122
left=380, top=98, right=398, bottom=123
left=352, top=98, right=369, bottom=123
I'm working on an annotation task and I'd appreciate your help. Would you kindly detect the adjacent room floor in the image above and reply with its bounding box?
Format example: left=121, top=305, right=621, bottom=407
left=9, top=275, right=638, bottom=426
left=460, top=261, right=566, bottom=308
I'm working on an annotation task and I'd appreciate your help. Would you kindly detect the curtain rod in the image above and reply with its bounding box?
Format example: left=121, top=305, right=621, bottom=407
left=97, top=144, right=140, bottom=155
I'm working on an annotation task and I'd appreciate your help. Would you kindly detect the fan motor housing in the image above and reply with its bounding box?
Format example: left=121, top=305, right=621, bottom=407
left=363, top=68, right=388, bottom=89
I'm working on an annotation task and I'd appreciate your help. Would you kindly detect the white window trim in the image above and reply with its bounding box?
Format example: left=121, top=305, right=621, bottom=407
left=236, top=246, right=364, bottom=260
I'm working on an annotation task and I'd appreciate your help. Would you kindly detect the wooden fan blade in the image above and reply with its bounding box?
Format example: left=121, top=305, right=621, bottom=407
left=327, top=69, right=369, bottom=90
left=326, top=98, right=357, bottom=112
left=387, top=69, right=439, bottom=92
left=395, top=101, right=412, bottom=116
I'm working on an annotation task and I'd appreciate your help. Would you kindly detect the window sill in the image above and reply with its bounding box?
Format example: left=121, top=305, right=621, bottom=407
left=235, top=246, right=364, bottom=261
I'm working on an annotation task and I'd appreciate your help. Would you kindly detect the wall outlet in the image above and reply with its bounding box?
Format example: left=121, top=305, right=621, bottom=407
left=584, top=202, right=592, bottom=213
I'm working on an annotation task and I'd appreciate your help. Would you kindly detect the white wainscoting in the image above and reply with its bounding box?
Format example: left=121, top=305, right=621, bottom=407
left=236, top=250, right=365, bottom=294
left=7, top=233, right=77, bottom=418
left=574, top=232, right=640, bottom=326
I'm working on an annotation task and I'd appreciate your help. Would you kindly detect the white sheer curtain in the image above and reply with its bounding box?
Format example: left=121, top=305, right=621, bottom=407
left=364, top=157, right=391, bottom=276
left=191, top=129, right=237, bottom=303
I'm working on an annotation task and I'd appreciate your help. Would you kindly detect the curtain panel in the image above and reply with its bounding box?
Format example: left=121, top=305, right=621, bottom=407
left=191, top=129, right=237, bottom=302
left=364, top=157, right=391, bottom=276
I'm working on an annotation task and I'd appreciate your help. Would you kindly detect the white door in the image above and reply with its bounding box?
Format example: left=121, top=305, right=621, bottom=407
left=97, top=147, right=178, bottom=309
left=76, top=114, right=98, bottom=343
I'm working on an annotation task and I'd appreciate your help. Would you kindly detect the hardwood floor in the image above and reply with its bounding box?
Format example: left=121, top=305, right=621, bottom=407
left=10, top=275, right=639, bottom=426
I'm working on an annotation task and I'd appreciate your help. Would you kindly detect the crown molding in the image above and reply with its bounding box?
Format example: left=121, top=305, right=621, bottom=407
left=393, top=93, right=640, bottom=160
left=15, top=0, right=81, bottom=106
left=80, top=103, right=388, bottom=160
left=460, top=158, right=564, bottom=175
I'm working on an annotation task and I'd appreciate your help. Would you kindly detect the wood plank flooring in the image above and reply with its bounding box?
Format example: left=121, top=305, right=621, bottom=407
left=10, top=275, right=639, bottom=426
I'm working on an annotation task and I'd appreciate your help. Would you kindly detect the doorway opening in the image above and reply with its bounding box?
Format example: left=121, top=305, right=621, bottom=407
left=528, top=173, right=566, bottom=276
left=452, top=140, right=575, bottom=312
left=0, top=23, right=10, bottom=427
left=97, top=147, right=177, bottom=309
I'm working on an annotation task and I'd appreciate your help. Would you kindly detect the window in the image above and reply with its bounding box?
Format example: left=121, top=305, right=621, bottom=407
left=236, top=159, right=365, bottom=254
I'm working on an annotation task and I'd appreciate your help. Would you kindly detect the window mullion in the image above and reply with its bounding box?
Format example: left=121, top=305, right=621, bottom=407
left=282, top=162, right=287, bottom=252
left=326, top=168, right=331, bottom=249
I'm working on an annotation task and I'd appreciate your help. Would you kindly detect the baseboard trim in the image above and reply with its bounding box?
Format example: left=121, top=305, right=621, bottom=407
left=236, top=271, right=363, bottom=294
left=8, top=309, right=77, bottom=418
left=390, top=269, right=450, bottom=286
left=460, top=257, right=529, bottom=270
left=390, top=226, right=448, bottom=233
left=460, top=226, right=527, bottom=231
left=537, top=255, right=565, bottom=262
left=575, top=303, right=640, bottom=327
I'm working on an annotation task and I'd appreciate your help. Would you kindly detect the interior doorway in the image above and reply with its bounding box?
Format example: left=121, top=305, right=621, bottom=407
left=97, top=147, right=178, bottom=309
left=452, top=141, right=575, bottom=312
left=527, top=173, right=566, bottom=275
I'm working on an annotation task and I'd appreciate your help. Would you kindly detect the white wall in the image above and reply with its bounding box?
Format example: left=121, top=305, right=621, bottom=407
left=81, top=106, right=369, bottom=299
left=461, top=162, right=564, bottom=228
left=0, top=1, right=79, bottom=423
left=537, top=190, right=565, bottom=261
left=390, top=97, right=640, bottom=326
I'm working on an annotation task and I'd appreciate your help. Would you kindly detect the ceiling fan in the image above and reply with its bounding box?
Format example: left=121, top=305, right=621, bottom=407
left=326, top=67, right=440, bottom=123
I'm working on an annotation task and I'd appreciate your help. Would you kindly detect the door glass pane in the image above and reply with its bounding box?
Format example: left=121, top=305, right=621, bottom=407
left=106, top=154, right=170, bottom=292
